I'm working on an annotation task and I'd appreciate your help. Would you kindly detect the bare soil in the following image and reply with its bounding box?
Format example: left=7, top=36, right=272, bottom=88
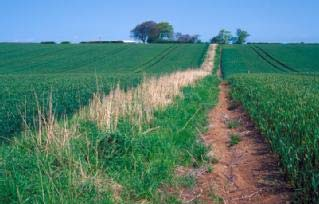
left=177, top=82, right=293, bottom=204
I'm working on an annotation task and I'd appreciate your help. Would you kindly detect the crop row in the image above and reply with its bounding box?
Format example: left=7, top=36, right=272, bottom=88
left=229, top=73, right=319, bottom=202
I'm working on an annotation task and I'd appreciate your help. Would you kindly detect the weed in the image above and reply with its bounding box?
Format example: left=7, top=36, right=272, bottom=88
left=229, top=133, right=241, bottom=146
left=209, top=192, right=224, bottom=203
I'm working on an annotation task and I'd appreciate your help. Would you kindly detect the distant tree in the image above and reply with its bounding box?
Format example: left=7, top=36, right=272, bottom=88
left=131, top=21, right=175, bottom=43
left=60, top=41, right=71, bottom=44
left=210, top=29, right=232, bottom=44
left=156, top=22, right=174, bottom=40
left=175, top=33, right=200, bottom=43
left=147, top=22, right=174, bottom=43
left=40, top=41, right=56, bottom=44
left=234, top=29, right=250, bottom=44
left=131, top=21, right=157, bottom=43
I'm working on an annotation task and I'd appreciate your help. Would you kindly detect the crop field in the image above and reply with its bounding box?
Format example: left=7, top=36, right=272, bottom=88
left=2, top=41, right=319, bottom=202
left=1, top=0, right=317, bottom=203
left=0, top=43, right=207, bottom=74
left=222, top=44, right=319, bottom=78
left=0, top=43, right=208, bottom=138
left=229, top=74, right=319, bottom=202
left=224, top=44, right=319, bottom=202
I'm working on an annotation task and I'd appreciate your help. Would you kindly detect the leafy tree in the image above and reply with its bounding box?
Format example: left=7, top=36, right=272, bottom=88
left=131, top=21, right=157, bottom=43
left=234, top=29, right=250, bottom=44
left=156, top=22, right=174, bottom=40
left=131, top=21, right=174, bottom=43
left=147, top=22, right=174, bottom=43
left=210, top=29, right=232, bottom=44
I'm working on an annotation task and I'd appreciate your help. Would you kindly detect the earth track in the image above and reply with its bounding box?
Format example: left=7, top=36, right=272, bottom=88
left=198, top=82, right=293, bottom=203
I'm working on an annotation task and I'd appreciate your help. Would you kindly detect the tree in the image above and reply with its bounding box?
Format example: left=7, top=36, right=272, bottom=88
left=131, top=21, right=157, bottom=43
left=156, top=22, right=174, bottom=40
left=147, top=22, right=174, bottom=43
left=131, top=21, right=174, bottom=43
left=210, top=29, right=232, bottom=44
left=210, top=36, right=219, bottom=44
left=175, top=33, right=200, bottom=43
left=234, top=29, right=250, bottom=44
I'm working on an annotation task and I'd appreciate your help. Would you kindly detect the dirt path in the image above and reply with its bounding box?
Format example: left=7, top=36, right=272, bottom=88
left=196, top=82, right=293, bottom=203
left=176, top=81, right=292, bottom=203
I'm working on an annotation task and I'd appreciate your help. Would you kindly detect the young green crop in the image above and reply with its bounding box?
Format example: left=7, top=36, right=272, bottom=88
left=0, top=43, right=208, bottom=139
left=229, top=73, right=319, bottom=202
left=256, top=44, right=319, bottom=73
left=0, top=43, right=208, bottom=74
left=221, top=44, right=319, bottom=78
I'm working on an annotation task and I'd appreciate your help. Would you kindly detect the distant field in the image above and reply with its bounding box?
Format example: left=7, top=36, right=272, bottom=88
left=222, top=44, right=319, bottom=78
left=0, top=43, right=207, bottom=74
left=0, top=43, right=208, bottom=138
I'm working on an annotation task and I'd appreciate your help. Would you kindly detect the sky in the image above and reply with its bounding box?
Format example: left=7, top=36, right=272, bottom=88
left=0, top=0, right=318, bottom=43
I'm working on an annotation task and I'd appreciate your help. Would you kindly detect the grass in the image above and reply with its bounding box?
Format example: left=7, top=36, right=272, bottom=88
left=0, top=43, right=208, bottom=139
left=177, top=175, right=196, bottom=188
left=229, top=133, right=241, bottom=146
left=229, top=73, right=319, bottom=202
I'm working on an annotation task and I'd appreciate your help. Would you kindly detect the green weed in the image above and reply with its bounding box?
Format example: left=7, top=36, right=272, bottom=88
left=229, top=133, right=241, bottom=146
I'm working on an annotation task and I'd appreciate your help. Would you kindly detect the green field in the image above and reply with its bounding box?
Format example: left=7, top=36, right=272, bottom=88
left=222, top=44, right=319, bottom=78
left=229, top=74, right=319, bottom=202
left=223, top=44, right=319, bottom=202
left=0, top=43, right=207, bottom=74
left=0, top=43, right=208, bottom=138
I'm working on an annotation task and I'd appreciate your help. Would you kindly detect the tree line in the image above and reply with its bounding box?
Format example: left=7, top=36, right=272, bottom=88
left=131, top=21, right=250, bottom=44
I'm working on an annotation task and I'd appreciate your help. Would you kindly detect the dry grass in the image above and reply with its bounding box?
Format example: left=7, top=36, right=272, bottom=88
left=87, top=44, right=217, bottom=132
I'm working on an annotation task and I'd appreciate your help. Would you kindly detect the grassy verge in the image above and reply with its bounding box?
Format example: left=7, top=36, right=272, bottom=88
left=229, top=73, right=319, bottom=203
left=0, top=73, right=220, bottom=203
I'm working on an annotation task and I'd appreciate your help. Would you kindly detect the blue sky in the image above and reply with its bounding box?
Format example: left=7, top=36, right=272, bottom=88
left=1, top=0, right=318, bottom=43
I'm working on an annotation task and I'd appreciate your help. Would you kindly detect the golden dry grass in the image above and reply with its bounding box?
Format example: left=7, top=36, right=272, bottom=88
left=87, top=44, right=217, bottom=132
